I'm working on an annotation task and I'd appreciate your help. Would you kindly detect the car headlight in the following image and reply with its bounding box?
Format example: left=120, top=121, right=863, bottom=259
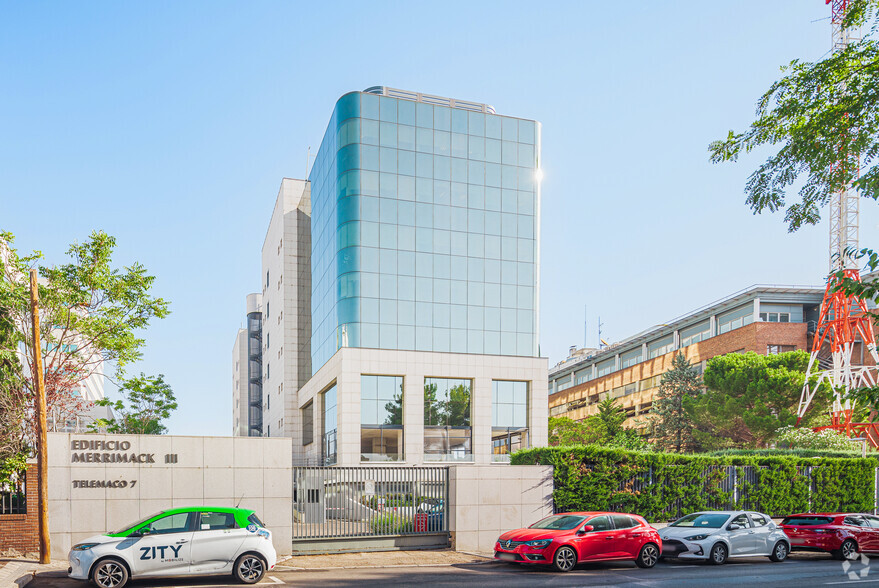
left=526, top=539, right=552, bottom=548
left=71, top=543, right=99, bottom=551
left=685, top=534, right=710, bottom=541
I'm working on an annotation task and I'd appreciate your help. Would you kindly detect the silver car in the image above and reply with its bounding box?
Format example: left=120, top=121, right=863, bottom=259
left=658, top=511, right=791, bottom=564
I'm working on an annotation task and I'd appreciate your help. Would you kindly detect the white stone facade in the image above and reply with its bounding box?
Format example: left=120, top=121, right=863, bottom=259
left=261, top=179, right=311, bottom=440
left=295, top=347, right=548, bottom=466
left=231, top=327, right=248, bottom=436
left=47, top=432, right=293, bottom=559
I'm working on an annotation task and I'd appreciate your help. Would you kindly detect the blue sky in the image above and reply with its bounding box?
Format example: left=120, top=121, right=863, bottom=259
left=2, top=1, right=868, bottom=436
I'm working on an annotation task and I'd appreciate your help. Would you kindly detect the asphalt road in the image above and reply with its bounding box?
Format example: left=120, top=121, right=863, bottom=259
left=27, top=553, right=879, bottom=588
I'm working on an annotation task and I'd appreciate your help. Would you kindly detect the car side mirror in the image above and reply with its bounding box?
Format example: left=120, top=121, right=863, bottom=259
left=578, top=525, right=594, bottom=535
left=727, top=523, right=741, bottom=531
left=768, top=522, right=777, bottom=529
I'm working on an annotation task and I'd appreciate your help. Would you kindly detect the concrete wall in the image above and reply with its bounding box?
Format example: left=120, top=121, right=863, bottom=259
left=47, top=433, right=292, bottom=559
left=448, top=465, right=553, bottom=553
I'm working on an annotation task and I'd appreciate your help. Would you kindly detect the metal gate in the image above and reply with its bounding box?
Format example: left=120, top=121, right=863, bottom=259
left=292, top=466, right=449, bottom=552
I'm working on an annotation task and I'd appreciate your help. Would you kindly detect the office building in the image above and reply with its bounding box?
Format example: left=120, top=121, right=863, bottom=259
left=232, top=293, right=264, bottom=436
left=235, top=87, right=548, bottom=465
left=548, top=285, right=828, bottom=426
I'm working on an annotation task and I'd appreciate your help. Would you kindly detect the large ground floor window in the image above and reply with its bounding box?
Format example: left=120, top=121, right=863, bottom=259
left=492, top=427, right=528, bottom=461
left=424, top=426, right=472, bottom=461
left=361, top=375, right=404, bottom=462
left=361, top=426, right=403, bottom=461
left=424, top=378, right=472, bottom=462
left=322, top=383, right=338, bottom=466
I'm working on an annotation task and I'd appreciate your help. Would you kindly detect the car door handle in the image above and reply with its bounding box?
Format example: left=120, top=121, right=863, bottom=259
left=631, top=533, right=641, bottom=537
left=748, top=531, right=755, bottom=534
left=605, top=536, right=614, bottom=540
left=176, top=539, right=189, bottom=544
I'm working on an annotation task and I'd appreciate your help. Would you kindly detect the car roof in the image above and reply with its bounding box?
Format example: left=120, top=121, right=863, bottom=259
left=556, top=512, right=644, bottom=517
left=157, top=506, right=253, bottom=516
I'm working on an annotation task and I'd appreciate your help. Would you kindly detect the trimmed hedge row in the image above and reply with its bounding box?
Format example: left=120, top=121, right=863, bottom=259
left=511, top=445, right=878, bottom=521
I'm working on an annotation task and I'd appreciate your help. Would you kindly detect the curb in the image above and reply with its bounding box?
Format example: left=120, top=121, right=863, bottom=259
left=273, top=556, right=495, bottom=572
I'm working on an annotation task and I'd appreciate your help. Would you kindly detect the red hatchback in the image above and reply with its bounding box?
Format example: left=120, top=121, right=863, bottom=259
left=495, top=512, right=662, bottom=572
left=781, top=513, right=879, bottom=559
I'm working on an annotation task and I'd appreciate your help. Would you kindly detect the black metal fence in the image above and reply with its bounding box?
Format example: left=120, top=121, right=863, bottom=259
left=0, top=473, right=26, bottom=515
left=292, top=466, right=448, bottom=539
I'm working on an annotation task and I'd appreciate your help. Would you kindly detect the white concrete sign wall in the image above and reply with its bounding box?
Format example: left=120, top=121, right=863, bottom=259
left=448, top=465, right=553, bottom=553
left=47, top=433, right=293, bottom=559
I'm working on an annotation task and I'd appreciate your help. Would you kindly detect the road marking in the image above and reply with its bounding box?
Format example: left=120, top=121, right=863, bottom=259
left=824, top=580, right=879, bottom=585
left=261, top=576, right=284, bottom=585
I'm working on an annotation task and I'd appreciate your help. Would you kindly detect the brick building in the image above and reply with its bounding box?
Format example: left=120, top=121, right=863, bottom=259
left=548, top=285, right=829, bottom=428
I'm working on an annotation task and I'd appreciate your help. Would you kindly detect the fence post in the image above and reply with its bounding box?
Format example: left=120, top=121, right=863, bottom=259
left=732, top=467, right=738, bottom=507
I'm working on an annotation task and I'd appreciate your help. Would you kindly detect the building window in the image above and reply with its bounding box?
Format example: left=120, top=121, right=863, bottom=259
left=760, top=312, right=790, bottom=323
left=322, top=384, right=338, bottom=465
left=767, top=344, right=797, bottom=355
left=620, top=348, right=642, bottom=369
left=424, top=378, right=472, bottom=461
left=556, top=374, right=572, bottom=391
left=302, top=401, right=313, bottom=446
left=266, top=270, right=270, bottom=289
left=680, top=321, right=710, bottom=347
left=596, top=358, right=615, bottom=377
left=647, top=335, right=674, bottom=359
left=361, top=375, right=403, bottom=462
left=492, top=380, right=528, bottom=462
left=718, top=304, right=754, bottom=334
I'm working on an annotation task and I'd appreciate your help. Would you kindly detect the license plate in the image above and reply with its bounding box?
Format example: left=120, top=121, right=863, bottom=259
left=497, top=553, right=517, bottom=561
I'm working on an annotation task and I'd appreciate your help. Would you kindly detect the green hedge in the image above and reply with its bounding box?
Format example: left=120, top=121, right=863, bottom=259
left=511, top=445, right=877, bottom=521
left=706, top=448, right=864, bottom=459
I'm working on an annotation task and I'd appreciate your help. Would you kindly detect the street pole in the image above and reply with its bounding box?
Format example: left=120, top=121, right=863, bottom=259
left=29, top=269, right=50, bottom=564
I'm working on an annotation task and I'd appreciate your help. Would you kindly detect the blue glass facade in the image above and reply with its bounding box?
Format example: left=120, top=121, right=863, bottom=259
left=309, top=91, right=540, bottom=374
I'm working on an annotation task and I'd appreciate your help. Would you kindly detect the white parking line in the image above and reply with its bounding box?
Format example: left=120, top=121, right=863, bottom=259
left=261, top=576, right=284, bottom=585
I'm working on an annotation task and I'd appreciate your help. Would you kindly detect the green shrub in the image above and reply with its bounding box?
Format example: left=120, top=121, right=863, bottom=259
left=512, top=445, right=877, bottom=520
left=707, top=448, right=863, bottom=459
left=369, top=513, right=413, bottom=534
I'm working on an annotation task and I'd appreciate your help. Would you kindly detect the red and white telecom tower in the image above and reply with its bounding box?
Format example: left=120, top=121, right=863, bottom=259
left=796, top=0, right=879, bottom=443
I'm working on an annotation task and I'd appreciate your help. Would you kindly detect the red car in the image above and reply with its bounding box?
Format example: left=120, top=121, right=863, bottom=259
left=781, top=512, right=879, bottom=559
left=495, top=512, right=662, bottom=572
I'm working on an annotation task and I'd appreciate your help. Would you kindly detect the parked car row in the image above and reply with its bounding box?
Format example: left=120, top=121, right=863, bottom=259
left=495, top=509, right=879, bottom=572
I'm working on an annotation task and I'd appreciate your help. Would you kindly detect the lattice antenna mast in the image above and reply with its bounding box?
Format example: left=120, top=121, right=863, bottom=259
left=828, top=0, right=861, bottom=273
left=797, top=1, right=879, bottom=442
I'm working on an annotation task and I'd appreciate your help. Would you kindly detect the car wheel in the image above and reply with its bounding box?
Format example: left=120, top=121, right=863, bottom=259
left=234, top=553, right=267, bottom=584
left=635, top=543, right=660, bottom=568
left=769, top=541, right=789, bottom=562
left=835, top=539, right=858, bottom=561
left=91, top=558, right=129, bottom=588
left=552, top=545, right=578, bottom=573
left=709, top=542, right=728, bottom=565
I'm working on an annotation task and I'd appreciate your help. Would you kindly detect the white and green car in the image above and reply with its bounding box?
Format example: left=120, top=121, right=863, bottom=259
left=67, top=506, right=277, bottom=588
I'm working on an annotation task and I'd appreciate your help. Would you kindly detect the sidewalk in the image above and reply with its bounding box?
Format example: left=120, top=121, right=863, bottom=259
left=0, top=559, right=66, bottom=588
left=275, top=549, right=494, bottom=570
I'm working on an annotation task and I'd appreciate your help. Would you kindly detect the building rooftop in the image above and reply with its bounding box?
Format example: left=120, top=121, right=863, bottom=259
left=549, top=283, right=825, bottom=378
left=363, top=86, right=496, bottom=114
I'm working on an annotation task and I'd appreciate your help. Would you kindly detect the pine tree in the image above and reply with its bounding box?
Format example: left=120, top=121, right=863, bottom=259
left=651, top=353, right=701, bottom=453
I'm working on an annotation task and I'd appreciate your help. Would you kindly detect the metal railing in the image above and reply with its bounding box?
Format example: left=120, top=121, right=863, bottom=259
left=292, top=466, right=448, bottom=539
left=0, top=475, right=26, bottom=515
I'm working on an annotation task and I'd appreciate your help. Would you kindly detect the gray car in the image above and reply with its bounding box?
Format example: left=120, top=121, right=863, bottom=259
left=658, top=511, right=791, bottom=564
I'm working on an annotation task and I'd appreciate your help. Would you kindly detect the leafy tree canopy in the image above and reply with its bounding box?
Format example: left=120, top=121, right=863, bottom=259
left=686, top=351, right=829, bottom=449
left=709, top=0, right=879, bottom=301
left=92, top=373, right=177, bottom=435
left=0, top=230, right=170, bottom=426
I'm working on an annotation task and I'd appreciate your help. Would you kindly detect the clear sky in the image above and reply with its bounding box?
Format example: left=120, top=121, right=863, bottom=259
left=2, top=1, right=870, bottom=436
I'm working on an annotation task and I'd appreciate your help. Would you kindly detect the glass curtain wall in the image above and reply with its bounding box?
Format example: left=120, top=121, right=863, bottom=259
left=424, top=377, right=472, bottom=461
left=361, top=375, right=403, bottom=461
left=492, top=380, right=528, bottom=461
left=322, top=384, right=337, bottom=465
left=309, top=91, right=540, bottom=375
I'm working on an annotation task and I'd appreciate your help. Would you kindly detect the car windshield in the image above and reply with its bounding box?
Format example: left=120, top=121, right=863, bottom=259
left=782, top=516, right=834, bottom=526
left=111, top=511, right=164, bottom=534
left=529, top=515, right=586, bottom=530
left=669, top=513, right=729, bottom=529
